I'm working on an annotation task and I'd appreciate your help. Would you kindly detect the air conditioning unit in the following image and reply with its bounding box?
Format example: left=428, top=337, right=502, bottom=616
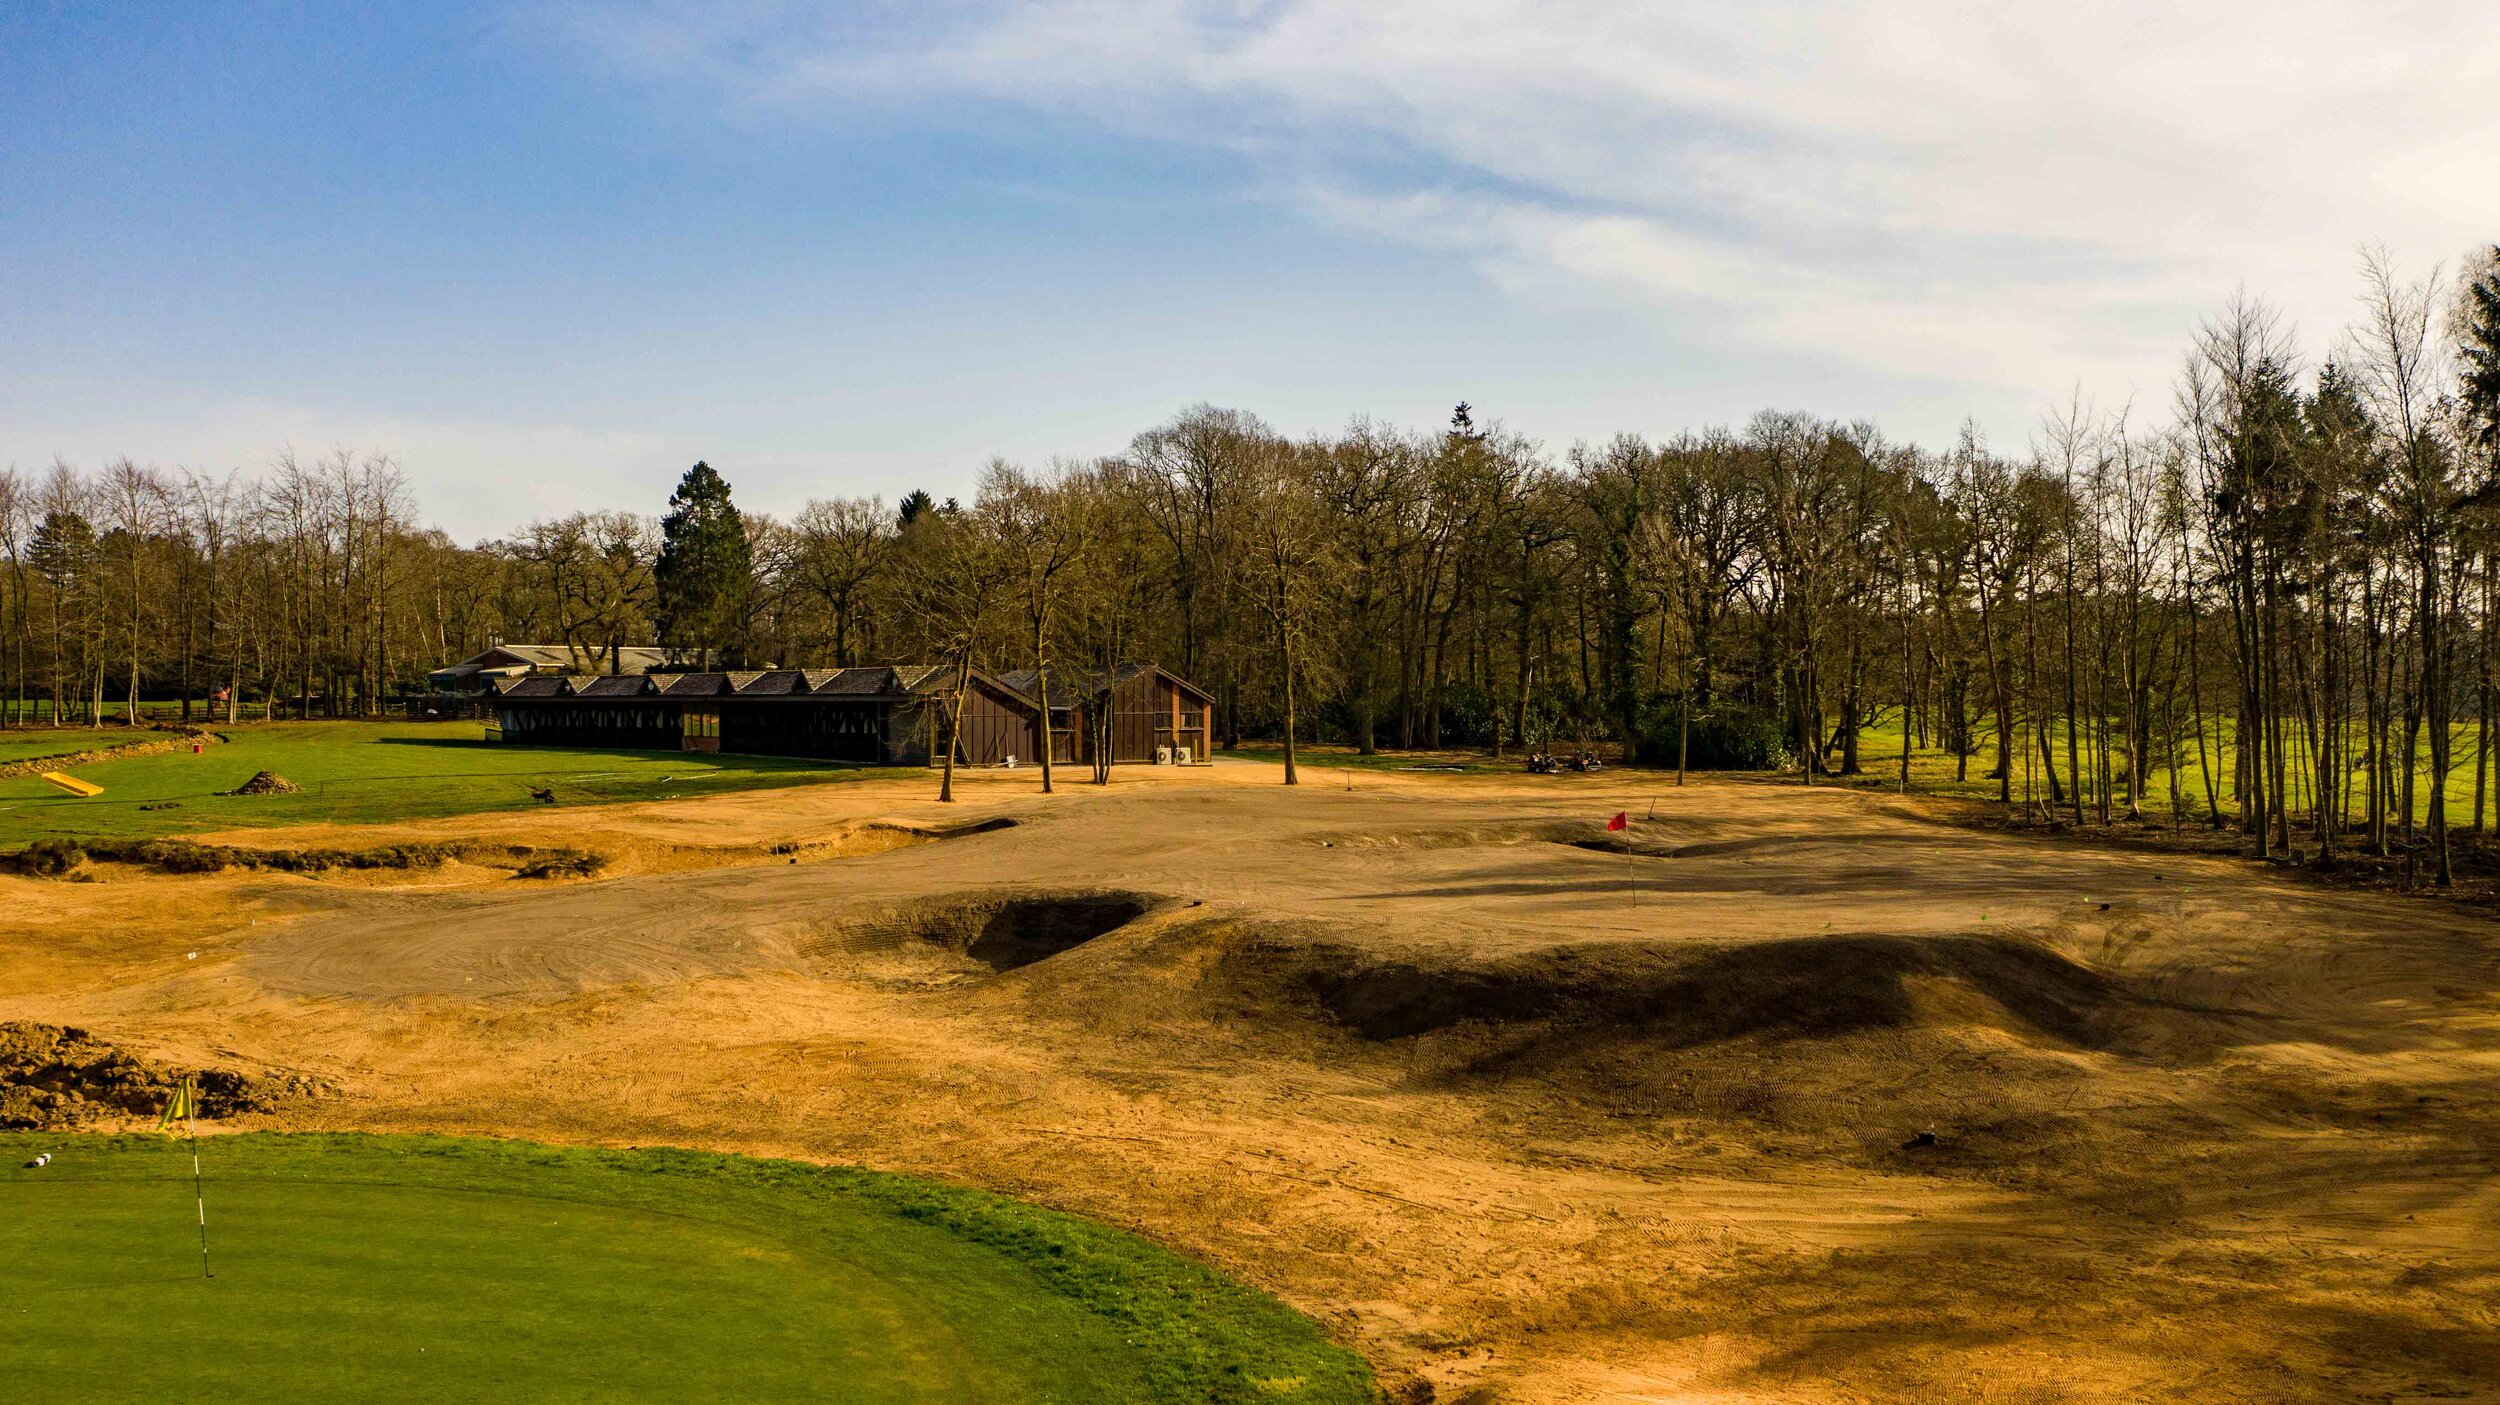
left=1154, top=745, right=1172, bottom=765
left=1172, top=745, right=1192, bottom=765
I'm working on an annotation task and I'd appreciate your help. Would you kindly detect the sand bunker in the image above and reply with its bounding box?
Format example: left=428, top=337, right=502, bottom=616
left=893, top=891, right=1154, bottom=971
left=795, top=889, right=1161, bottom=989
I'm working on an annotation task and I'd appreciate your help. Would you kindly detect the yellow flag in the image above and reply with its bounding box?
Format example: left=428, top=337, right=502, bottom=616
left=155, top=1076, right=195, bottom=1133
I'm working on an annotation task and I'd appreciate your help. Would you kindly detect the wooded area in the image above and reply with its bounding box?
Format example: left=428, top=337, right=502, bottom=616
left=7, top=247, right=2498, bottom=875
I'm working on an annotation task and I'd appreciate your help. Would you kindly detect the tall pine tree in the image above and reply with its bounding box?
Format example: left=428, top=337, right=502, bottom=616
left=654, top=461, right=753, bottom=668
left=2462, top=246, right=2500, bottom=467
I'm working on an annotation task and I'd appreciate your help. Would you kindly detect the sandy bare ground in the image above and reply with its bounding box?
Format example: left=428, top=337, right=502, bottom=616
left=9, top=758, right=2500, bottom=1402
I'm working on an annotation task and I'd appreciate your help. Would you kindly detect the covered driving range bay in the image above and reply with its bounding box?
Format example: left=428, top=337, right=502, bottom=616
left=1, top=1133, right=1370, bottom=1404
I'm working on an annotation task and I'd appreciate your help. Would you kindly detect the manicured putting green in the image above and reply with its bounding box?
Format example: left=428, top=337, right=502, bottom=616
left=1, top=1133, right=1368, bottom=1404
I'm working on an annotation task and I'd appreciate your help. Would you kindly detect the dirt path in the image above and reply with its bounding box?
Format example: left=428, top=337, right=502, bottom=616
left=8, top=761, right=2498, bottom=1402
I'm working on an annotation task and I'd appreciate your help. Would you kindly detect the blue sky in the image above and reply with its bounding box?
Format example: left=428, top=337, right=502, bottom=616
left=6, top=2, right=2495, bottom=540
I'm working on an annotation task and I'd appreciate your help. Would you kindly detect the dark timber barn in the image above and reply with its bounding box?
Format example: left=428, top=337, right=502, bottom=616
left=996, top=664, right=1216, bottom=765
left=487, top=663, right=1207, bottom=767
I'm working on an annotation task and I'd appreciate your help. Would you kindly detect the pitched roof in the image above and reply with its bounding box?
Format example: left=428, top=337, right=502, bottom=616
left=659, top=672, right=734, bottom=697
left=467, top=643, right=675, bottom=674
left=1123, top=662, right=1215, bottom=704
left=494, top=662, right=1107, bottom=710
left=993, top=663, right=1208, bottom=705
left=993, top=667, right=1087, bottom=709
left=808, top=666, right=907, bottom=697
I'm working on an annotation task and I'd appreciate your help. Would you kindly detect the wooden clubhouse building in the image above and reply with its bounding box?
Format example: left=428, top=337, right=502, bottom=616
left=486, top=661, right=1215, bottom=768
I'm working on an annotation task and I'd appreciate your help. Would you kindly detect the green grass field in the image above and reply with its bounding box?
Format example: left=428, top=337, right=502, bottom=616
left=0, top=1132, right=1369, bottom=1404
left=1239, top=715, right=2500, bottom=832
left=0, top=701, right=193, bottom=727
left=1832, top=714, right=2500, bottom=828
left=0, top=728, right=137, bottom=765
left=0, top=723, right=905, bottom=846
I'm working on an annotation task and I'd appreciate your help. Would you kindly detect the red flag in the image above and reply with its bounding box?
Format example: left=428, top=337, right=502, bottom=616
left=1606, top=811, right=1627, bottom=832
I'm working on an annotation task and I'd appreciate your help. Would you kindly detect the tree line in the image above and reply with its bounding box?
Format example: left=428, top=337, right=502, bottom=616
left=8, top=247, right=2499, bottom=873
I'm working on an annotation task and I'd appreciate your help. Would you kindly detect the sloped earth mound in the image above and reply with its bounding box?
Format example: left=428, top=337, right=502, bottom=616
left=819, top=890, right=1158, bottom=973
left=1307, top=815, right=1816, bottom=860
left=5, top=835, right=608, bottom=879
left=1237, top=930, right=2170, bottom=1050
left=0, top=1022, right=326, bottom=1130
left=1188, top=925, right=2261, bottom=1184
left=741, top=817, right=1016, bottom=867
left=223, top=769, right=301, bottom=796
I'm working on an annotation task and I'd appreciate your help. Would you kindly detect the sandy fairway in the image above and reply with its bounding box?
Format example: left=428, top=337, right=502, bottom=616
left=9, top=758, right=2499, bottom=1402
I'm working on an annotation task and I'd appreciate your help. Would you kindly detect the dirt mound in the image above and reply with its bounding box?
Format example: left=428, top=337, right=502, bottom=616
left=0, top=838, right=86, bottom=877
left=223, top=770, right=301, bottom=796
left=1311, top=821, right=1562, bottom=852
left=513, top=851, right=605, bottom=880
left=0, top=1021, right=325, bottom=1130
left=1221, top=929, right=2201, bottom=1058
left=1185, top=925, right=2257, bottom=1182
left=824, top=890, right=1156, bottom=972
left=3, top=835, right=607, bottom=880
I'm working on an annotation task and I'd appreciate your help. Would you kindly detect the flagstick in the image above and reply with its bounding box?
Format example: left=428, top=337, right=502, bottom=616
left=1621, top=824, right=1638, bottom=910
left=188, top=1082, right=210, bottom=1279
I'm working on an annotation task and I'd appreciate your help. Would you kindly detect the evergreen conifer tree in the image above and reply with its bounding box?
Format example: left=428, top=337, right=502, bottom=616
left=2462, top=246, right=2500, bottom=463
left=654, top=461, right=753, bottom=667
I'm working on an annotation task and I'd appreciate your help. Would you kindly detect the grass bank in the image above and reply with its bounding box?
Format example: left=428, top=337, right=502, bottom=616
left=0, top=722, right=908, bottom=845
left=0, top=1131, right=1371, bottom=1404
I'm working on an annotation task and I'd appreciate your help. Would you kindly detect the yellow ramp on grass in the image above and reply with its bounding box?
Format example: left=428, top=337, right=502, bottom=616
left=40, top=771, right=103, bottom=797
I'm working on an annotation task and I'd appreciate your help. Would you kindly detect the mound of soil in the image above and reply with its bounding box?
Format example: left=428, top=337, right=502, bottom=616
left=0, top=1021, right=326, bottom=1130
left=1182, top=923, right=2252, bottom=1184
left=224, top=770, right=301, bottom=796
left=1, top=838, right=86, bottom=877
left=1220, top=928, right=2201, bottom=1059
left=2, top=836, right=608, bottom=880
left=515, top=851, right=606, bottom=880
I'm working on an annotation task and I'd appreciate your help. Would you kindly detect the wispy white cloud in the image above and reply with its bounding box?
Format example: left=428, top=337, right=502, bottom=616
left=535, top=0, right=2500, bottom=405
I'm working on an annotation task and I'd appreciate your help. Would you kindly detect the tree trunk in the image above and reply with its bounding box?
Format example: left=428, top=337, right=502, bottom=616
left=936, top=658, right=973, bottom=803
left=1035, top=612, right=1054, bottom=796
